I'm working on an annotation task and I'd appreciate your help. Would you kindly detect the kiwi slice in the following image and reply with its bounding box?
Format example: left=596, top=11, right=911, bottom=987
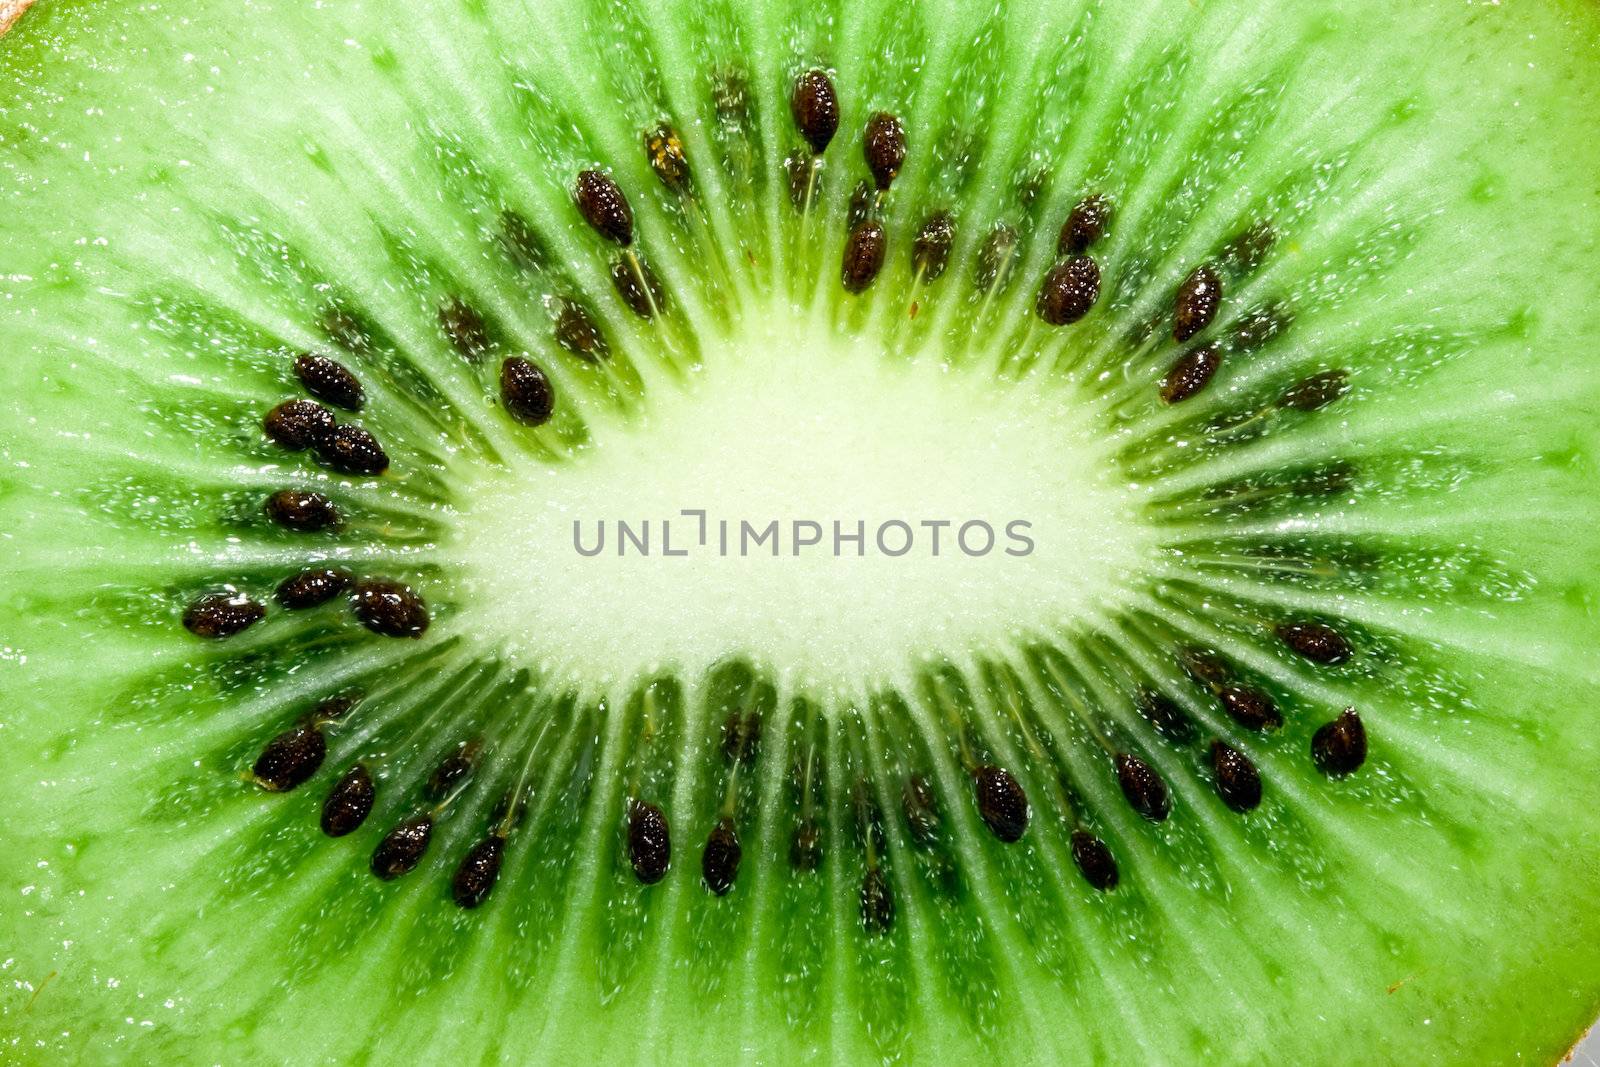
left=3, top=0, right=1600, bottom=1062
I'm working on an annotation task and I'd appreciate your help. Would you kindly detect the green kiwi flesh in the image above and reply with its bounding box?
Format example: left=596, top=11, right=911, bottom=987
left=3, top=0, right=1600, bottom=1063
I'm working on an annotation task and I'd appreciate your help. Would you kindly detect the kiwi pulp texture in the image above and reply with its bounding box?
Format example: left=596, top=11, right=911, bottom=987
left=3, top=0, right=1600, bottom=1064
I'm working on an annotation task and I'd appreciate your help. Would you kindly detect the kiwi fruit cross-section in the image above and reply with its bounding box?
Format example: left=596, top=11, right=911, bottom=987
left=3, top=0, right=1600, bottom=1063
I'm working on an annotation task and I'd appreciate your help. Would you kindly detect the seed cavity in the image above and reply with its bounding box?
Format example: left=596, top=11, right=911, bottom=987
left=1218, top=684, right=1283, bottom=731
left=293, top=354, right=364, bottom=411
left=901, top=773, right=942, bottom=848
left=1280, top=370, right=1350, bottom=412
left=499, top=209, right=550, bottom=271
left=349, top=577, right=429, bottom=638
left=1036, top=256, right=1101, bottom=326
left=425, top=744, right=477, bottom=803
left=862, top=112, right=906, bottom=191
left=263, top=399, right=336, bottom=450
left=720, top=711, right=762, bottom=765
left=790, top=70, right=839, bottom=155
left=1210, top=741, right=1262, bottom=812
left=784, top=152, right=811, bottom=209
left=1059, top=194, right=1112, bottom=256
left=1114, top=753, right=1171, bottom=821
left=846, top=180, right=875, bottom=228
left=1135, top=689, right=1197, bottom=745
left=575, top=169, right=635, bottom=246
left=319, top=304, right=374, bottom=354
left=860, top=866, right=894, bottom=935
left=1276, top=620, right=1353, bottom=665
left=252, top=723, right=326, bottom=792
left=1173, top=264, right=1222, bottom=342
left=974, top=223, right=1018, bottom=292
left=321, top=764, right=375, bottom=837
left=702, top=816, right=742, bottom=895
left=1312, top=708, right=1367, bottom=777
left=264, top=489, right=340, bottom=532
left=371, top=813, right=433, bottom=880
left=911, top=212, right=955, bottom=281
left=1160, top=343, right=1223, bottom=404
left=554, top=298, right=610, bottom=362
left=439, top=296, right=493, bottom=361
left=1070, top=830, right=1119, bottom=891
left=452, top=834, right=507, bottom=909
left=644, top=123, right=691, bottom=191
left=610, top=255, right=665, bottom=318
left=1220, top=220, right=1276, bottom=275
left=276, top=567, right=353, bottom=609
left=627, top=800, right=671, bottom=884
left=499, top=356, right=556, bottom=427
left=313, top=423, right=389, bottom=476
left=183, top=592, right=265, bottom=639
left=841, top=219, right=887, bottom=294
left=790, top=819, right=822, bottom=872
left=1230, top=301, right=1292, bottom=350
left=973, top=765, right=1029, bottom=842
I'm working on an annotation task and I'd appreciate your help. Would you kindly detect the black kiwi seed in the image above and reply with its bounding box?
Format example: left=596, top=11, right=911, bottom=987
left=182, top=592, right=266, bottom=639
left=1210, top=741, right=1263, bottom=812
left=790, top=819, right=822, bottom=872
left=1219, top=684, right=1283, bottom=731
left=1174, top=263, right=1222, bottom=342
left=439, top=297, right=493, bottom=361
left=1115, top=753, right=1171, bottom=821
left=610, top=255, right=665, bottom=318
left=627, top=800, right=671, bottom=884
left=790, top=69, right=839, bottom=155
left=275, top=566, right=353, bottom=609
left=1059, top=194, right=1112, bottom=256
left=292, top=354, right=364, bottom=411
left=452, top=835, right=507, bottom=909
left=852, top=779, right=886, bottom=854
left=263, top=399, right=336, bottom=450
left=371, top=813, right=433, bottom=880
left=911, top=212, right=955, bottom=281
left=321, top=764, right=375, bottom=837
left=1280, top=370, right=1350, bottom=412
left=860, top=867, right=894, bottom=935
left=349, top=577, right=429, bottom=638
left=841, top=219, right=887, bottom=294
left=1070, top=830, right=1119, bottom=891
left=1160, top=343, right=1223, bottom=404
left=1135, top=689, right=1198, bottom=744
left=313, top=423, right=389, bottom=476
left=251, top=723, right=327, bottom=792
left=1312, top=708, right=1367, bottom=777
left=1181, top=646, right=1232, bottom=686
left=901, top=773, right=942, bottom=848
left=574, top=169, right=634, bottom=246
left=1036, top=255, right=1101, bottom=326
left=712, top=69, right=750, bottom=129
left=264, top=489, right=340, bottom=532
left=862, top=112, right=906, bottom=191
left=311, top=692, right=361, bottom=723
left=425, top=748, right=475, bottom=803
left=974, top=223, right=1018, bottom=292
left=644, top=123, right=691, bottom=191
left=702, top=816, right=742, bottom=896
left=499, top=356, right=556, bottom=427
left=1276, top=620, right=1353, bottom=665
left=553, top=298, right=610, bottom=362
left=973, top=765, right=1030, bottom=843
